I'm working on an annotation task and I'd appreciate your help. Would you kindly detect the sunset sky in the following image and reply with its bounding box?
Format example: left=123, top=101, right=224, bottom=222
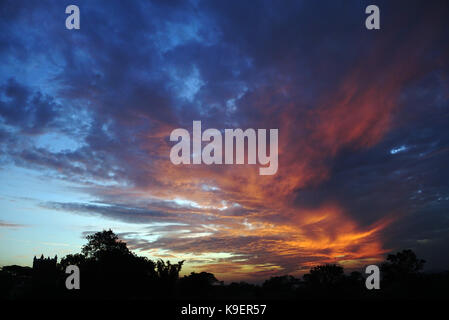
left=1, top=0, right=448, bottom=282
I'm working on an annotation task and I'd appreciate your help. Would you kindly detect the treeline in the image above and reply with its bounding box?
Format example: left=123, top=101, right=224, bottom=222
left=1, top=230, right=448, bottom=300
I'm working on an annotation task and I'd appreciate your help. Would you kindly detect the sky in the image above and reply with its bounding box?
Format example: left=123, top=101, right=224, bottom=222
left=0, top=0, right=448, bottom=282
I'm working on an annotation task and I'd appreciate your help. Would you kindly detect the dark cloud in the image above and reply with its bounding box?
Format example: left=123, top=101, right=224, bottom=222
left=0, top=78, right=61, bottom=134
left=41, top=201, right=175, bottom=224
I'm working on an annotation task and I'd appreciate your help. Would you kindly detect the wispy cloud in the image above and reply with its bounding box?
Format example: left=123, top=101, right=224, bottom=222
left=0, top=220, right=27, bottom=228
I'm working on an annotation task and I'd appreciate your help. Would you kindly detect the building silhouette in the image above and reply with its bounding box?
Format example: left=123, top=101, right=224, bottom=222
left=33, top=254, right=57, bottom=271
left=32, top=255, right=58, bottom=295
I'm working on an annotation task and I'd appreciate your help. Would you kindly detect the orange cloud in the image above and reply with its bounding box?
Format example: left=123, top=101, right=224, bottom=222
left=117, top=13, right=445, bottom=281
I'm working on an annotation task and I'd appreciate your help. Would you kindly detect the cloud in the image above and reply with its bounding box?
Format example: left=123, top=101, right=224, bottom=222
left=0, top=220, right=26, bottom=228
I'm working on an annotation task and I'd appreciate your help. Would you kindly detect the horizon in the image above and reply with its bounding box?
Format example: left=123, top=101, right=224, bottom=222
left=3, top=238, right=441, bottom=285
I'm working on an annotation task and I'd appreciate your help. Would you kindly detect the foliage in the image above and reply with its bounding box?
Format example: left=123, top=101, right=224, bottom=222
left=81, top=229, right=130, bottom=259
left=303, top=264, right=344, bottom=288
left=381, top=249, right=426, bottom=283
left=2, top=235, right=448, bottom=300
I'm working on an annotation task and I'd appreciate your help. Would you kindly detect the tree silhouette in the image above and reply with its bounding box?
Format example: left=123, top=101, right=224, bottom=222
left=2, top=233, right=448, bottom=300
left=262, top=275, right=300, bottom=297
left=181, top=272, right=219, bottom=286
left=381, top=249, right=425, bottom=284
left=81, top=229, right=130, bottom=259
left=178, top=272, right=220, bottom=297
left=156, top=259, right=184, bottom=281
left=60, top=230, right=183, bottom=299
left=303, top=264, right=344, bottom=288
left=59, top=253, right=86, bottom=271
